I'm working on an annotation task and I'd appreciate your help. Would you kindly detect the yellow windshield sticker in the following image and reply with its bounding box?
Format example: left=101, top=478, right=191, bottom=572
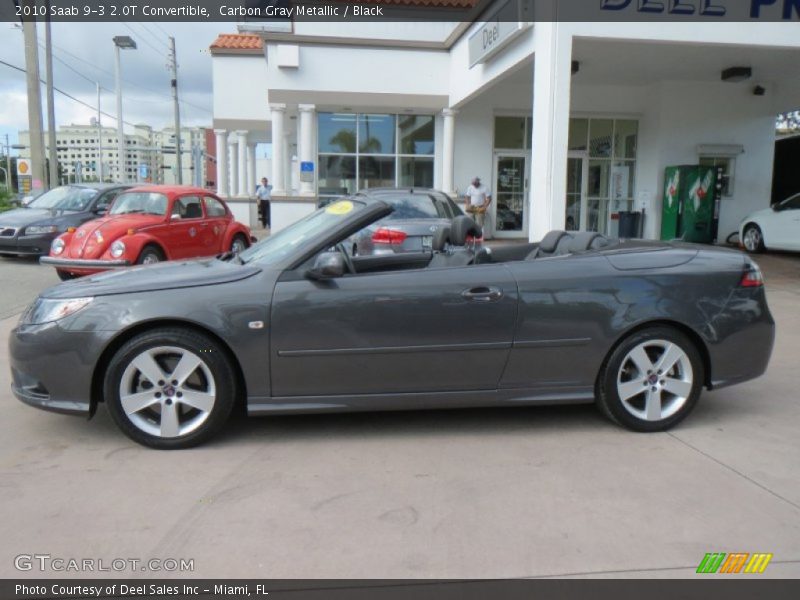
left=325, top=200, right=354, bottom=215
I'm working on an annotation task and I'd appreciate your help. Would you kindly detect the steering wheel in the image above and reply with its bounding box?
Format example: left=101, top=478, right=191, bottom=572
left=336, top=242, right=356, bottom=275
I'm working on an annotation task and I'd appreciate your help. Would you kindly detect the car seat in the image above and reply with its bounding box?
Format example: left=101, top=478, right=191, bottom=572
left=429, top=216, right=481, bottom=268
left=184, top=202, right=202, bottom=219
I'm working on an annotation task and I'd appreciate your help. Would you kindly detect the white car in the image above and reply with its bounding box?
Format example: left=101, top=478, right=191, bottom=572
left=740, top=193, right=800, bottom=253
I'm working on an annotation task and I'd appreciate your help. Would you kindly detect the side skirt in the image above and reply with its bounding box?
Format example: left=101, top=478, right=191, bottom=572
left=246, top=387, right=595, bottom=416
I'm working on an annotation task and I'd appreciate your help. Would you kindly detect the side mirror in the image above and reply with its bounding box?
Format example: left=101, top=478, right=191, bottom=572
left=94, top=204, right=109, bottom=215
left=306, top=252, right=345, bottom=280
left=771, top=203, right=781, bottom=212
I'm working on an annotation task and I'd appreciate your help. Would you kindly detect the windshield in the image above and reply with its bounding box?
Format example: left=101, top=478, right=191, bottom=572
left=239, top=199, right=368, bottom=265
left=109, top=192, right=168, bottom=216
left=28, top=186, right=98, bottom=211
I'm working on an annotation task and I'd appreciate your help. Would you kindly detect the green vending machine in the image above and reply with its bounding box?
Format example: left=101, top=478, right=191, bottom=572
left=660, top=165, right=721, bottom=243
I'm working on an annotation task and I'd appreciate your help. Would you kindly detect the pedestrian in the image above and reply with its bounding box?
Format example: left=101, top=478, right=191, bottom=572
left=256, top=177, right=272, bottom=229
left=463, top=176, right=492, bottom=229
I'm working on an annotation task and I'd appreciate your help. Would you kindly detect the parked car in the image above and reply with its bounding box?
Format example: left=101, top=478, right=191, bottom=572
left=41, top=185, right=253, bottom=280
left=0, top=184, right=129, bottom=258
left=11, top=198, right=774, bottom=449
left=739, top=192, right=800, bottom=253
left=347, top=188, right=466, bottom=256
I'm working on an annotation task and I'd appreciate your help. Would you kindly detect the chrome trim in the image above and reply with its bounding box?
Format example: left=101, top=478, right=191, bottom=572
left=40, top=256, right=131, bottom=268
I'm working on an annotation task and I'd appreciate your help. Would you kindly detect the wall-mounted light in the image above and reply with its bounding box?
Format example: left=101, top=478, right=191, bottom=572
left=721, top=66, right=752, bottom=82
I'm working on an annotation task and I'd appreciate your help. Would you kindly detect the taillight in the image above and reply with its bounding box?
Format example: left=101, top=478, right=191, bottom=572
left=740, top=262, right=764, bottom=288
left=465, top=234, right=484, bottom=246
left=372, top=227, right=407, bottom=245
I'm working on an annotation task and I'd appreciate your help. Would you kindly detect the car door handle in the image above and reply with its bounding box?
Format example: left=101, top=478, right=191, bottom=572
left=462, top=286, right=503, bottom=302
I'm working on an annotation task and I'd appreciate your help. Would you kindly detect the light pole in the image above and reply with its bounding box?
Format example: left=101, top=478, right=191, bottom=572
left=113, top=35, right=137, bottom=183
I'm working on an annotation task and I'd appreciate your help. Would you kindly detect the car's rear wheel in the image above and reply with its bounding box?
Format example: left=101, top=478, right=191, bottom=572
left=230, top=234, right=248, bottom=254
left=56, top=269, right=77, bottom=281
left=596, top=327, right=703, bottom=432
left=137, top=245, right=164, bottom=265
left=104, top=328, right=237, bottom=449
left=742, top=224, right=764, bottom=253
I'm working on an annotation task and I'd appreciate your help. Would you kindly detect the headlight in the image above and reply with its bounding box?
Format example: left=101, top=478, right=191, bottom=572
left=110, top=240, right=126, bottom=258
left=51, top=238, right=65, bottom=255
left=20, top=297, right=94, bottom=325
left=25, top=225, right=59, bottom=235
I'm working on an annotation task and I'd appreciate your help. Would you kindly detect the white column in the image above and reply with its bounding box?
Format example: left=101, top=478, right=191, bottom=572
left=298, top=104, right=316, bottom=196
left=247, top=143, right=256, bottom=193
left=228, top=138, right=239, bottom=197
left=237, top=130, right=248, bottom=197
left=214, top=129, right=228, bottom=196
left=270, top=103, right=287, bottom=195
left=441, top=108, right=457, bottom=197
left=529, top=21, right=573, bottom=241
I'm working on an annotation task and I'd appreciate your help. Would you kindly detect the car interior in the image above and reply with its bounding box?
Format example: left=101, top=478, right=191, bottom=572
left=343, top=215, right=613, bottom=276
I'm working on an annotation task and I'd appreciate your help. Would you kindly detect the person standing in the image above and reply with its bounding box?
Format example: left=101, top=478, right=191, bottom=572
left=464, top=176, right=492, bottom=229
left=256, top=177, right=272, bottom=229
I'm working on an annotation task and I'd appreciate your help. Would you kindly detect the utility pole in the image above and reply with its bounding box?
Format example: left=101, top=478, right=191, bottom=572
left=169, top=36, right=182, bottom=185
left=22, top=16, right=46, bottom=192
left=4, top=135, right=11, bottom=192
left=96, top=83, right=103, bottom=182
left=113, top=35, right=136, bottom=184
left=44, top=1, right=57, bottom=189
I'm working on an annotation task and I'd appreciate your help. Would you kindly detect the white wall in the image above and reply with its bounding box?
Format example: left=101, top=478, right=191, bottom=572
left=213, top=55, right=270, bottom=122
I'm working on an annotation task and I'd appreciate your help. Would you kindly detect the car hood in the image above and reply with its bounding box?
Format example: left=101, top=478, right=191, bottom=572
left=0, top=207, right=75, bottom=227
left=42, top=257, right=262, bottom=299
left=75, top=213, right=164, bottom=237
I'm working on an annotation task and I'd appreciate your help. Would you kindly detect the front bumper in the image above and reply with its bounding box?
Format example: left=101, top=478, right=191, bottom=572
left=40, top=256, right=131, bottom=269
left=9, top=320, right=115, bottom=417
left=0, top=233, right=57, bottom=256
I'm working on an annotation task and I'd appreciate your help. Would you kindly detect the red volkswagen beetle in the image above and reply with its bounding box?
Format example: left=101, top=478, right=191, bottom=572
left=41, top=186, right=253, bottom=280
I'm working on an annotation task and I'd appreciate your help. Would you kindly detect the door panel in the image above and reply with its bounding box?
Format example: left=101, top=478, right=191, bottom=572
left=270, top=264, right=519, bottom=397
left=167, top=195, right=206, bottom=258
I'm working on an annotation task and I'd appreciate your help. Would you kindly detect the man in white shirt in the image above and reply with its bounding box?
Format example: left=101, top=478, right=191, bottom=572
left=463, top=176, right=492, bottom=229
left=256, top=177, right=272, bottom=228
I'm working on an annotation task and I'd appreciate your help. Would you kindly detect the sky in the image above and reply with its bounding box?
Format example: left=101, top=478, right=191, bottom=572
left=0, top=21, right=237, bottom=152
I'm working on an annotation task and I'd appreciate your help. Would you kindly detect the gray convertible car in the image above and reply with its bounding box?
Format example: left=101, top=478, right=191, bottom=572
left=10, top=197, right=774, bottom=449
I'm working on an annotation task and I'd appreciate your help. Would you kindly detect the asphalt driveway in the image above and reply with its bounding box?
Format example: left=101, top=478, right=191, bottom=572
left=0, top=251, right=798, bottom=579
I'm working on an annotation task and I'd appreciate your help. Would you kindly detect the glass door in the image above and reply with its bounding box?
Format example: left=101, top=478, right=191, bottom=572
left=493, top=153, right=528, bottom=238
left=566, top=152, right=589, bottom=231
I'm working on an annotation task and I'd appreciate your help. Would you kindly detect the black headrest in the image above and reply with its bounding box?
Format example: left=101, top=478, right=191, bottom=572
left=432, top=227, right=451, bottom=252
left=450, top=215, right=482, bottom=246
left=185, top=202, right=202, bottom=218
left=538, top=230, right=568, bottom=253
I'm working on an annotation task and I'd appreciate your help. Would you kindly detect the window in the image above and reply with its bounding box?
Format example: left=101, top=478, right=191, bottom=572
left=172, top=196, right=203, bottom=219
left=382, top=193, right=448, bottom=220
left=699, top=156, right=734, bottom=196
left=778, top=193, right=800, bottom=210
left=570, top=118, right=639, bottom=235
left=203, top=196, right=227, bottom=217
left=318, top=112, right=436, bottom=205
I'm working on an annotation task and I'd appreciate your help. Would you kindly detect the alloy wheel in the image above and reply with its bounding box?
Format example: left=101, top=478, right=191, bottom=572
left=616, top=339, right=693, bottom=422
left=119, top=346, right=216, bottom=438
left=743, top=226, right=761, bottom=252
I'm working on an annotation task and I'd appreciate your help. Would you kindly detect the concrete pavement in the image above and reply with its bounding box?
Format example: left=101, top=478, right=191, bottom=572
left=0, top=252, right=798, bottom=579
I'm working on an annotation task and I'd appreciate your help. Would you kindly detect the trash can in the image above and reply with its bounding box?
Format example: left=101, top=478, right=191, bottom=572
left=618, top=211, right=642, bottom=238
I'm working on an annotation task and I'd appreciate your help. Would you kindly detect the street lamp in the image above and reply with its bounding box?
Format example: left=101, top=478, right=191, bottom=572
left=113, top=35, right=137, bottom=183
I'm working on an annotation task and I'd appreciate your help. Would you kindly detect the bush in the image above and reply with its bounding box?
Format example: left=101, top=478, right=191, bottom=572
left=0, top=188, right=13, bottom=212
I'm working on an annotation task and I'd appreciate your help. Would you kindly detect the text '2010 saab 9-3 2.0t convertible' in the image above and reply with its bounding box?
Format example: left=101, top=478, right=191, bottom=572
left=10, top=196, right=774, bottom=449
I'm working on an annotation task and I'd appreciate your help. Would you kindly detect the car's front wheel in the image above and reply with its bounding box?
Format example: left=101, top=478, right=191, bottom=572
left=104, top=328, right=237, bottom=449
left=742, top=223, right=765, bottom=253
left=137, top=245, right=164, bottom=265
left=230, top=234, right=248, bottom=254
left=596, top=327, right=704, bottom=432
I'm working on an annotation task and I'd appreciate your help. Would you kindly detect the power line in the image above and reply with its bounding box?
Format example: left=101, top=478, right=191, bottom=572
left=0, top=58, right=137, bottom=128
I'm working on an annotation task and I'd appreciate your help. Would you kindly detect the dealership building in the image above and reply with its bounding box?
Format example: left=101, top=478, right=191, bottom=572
left=209, top=2, right=800, bottom=241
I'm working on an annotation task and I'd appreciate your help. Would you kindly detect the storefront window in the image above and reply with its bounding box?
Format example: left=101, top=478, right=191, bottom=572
left=358, top=114, right=395, bottom=154
left=494, top=117, right=526, bottom=149
left=318, top=112, right=435, bottom=204
left=399, top=115, right=434, bottom=155
left=570, top=117, right=639, bottom=235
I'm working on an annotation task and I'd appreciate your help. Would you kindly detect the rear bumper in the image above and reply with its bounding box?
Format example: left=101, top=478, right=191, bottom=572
left=40, top=256, right=130, bottom=269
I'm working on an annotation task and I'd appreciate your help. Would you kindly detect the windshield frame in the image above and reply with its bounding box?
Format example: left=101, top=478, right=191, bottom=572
left=27, top=186, right=98, bottom=212
left=238, top=198, right=391, bottom=270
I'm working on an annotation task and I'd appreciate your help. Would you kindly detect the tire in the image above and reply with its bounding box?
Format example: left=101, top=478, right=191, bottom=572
left=742, top=224, right=764, bottom=254
left=57, top=269, right=77, bottom=281
left=136, top=245, right=165, bottom=265
left=230, top=234, right=248, bottom=254
left=104, top=327, right=237, bottom=449
left=596, top=326, right=704, bottom=432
